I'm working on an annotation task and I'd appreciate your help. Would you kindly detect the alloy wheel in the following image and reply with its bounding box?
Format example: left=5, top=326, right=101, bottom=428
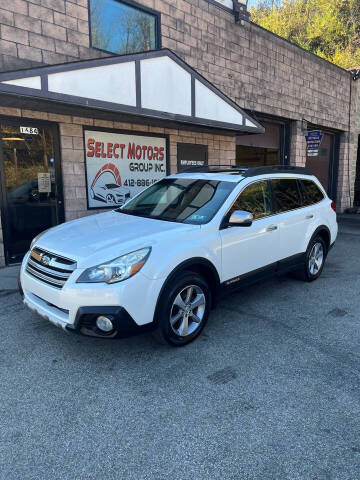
left=308, top=242, right=324, bottom=275
left=169, top=285, right=206, bottom=337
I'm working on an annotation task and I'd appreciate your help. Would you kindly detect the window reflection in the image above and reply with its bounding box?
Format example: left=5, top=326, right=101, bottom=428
left=90, top=0, right=158, bottom=55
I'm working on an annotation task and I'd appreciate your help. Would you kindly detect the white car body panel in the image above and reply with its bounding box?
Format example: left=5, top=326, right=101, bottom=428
left=220, top=215, right=281, bottom=281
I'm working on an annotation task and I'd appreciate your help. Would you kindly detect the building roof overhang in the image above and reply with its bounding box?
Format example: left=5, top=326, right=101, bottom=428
left=0, top=49, right=264, bottom=136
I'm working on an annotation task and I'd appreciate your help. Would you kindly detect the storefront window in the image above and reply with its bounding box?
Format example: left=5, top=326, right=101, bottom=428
left=90, top=0, right=159, bottom=55
left=0, top=123, right=63, bottom=263
left=236, top=121, right=284, bottom=167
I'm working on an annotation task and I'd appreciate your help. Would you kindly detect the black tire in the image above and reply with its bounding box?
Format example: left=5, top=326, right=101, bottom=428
left=298, top=235, right=327, bottom=282
left=152, top=271, right=211, bottom=347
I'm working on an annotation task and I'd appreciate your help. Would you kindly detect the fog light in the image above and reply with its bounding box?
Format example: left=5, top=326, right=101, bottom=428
left=96, top=315, right=114, bottom=332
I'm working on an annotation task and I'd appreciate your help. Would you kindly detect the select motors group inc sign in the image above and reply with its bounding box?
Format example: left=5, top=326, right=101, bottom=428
left=84, top=129, right=168, bottom=209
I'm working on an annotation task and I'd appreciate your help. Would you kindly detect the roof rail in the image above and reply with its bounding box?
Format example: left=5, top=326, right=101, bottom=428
left=180, top=165, right=247, bottom=174
left=242, top=165, right=311, bottom=177
left=179, top=164, right=311, bottom=177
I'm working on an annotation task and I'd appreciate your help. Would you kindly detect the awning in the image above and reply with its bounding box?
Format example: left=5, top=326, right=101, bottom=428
left=0, top=49, right=264, bottom=135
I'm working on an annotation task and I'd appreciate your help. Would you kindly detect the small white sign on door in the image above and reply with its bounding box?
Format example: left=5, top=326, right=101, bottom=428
left=38, top=173, right=51, bottom=193
left=20, top=126, right=39, bottom=135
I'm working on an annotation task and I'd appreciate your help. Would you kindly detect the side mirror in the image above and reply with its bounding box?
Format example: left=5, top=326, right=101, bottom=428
left=227, top=210, right=253, bottom=227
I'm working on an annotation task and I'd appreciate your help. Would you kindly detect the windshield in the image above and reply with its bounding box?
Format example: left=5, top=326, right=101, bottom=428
left=106, top=184, right=120, bottom=189
left=119, top=178, right=235, bottom=225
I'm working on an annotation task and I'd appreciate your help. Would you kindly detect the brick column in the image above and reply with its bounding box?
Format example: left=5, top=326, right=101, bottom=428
left=290, top=120, right=307, bottom=167
left=336, top=131, right=358, bottom=211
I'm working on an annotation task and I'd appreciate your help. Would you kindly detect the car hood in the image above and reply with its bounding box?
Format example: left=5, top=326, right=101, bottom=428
left=35, top=211, right=199, bottom=268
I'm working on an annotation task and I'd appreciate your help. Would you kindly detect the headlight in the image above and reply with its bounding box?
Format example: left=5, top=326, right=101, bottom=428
left=30, top=228, right=52, bottom=250
left=77, top=247, right=151, bottom=284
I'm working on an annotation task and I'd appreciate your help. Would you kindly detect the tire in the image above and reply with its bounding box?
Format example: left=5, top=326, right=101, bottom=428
left=152, top=271, right=211, bottom=346
left=298, top=235, right=327, bottom=282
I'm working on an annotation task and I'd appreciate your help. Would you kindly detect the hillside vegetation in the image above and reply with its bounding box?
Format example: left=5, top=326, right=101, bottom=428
left=250, top=0, right=360, bottom=69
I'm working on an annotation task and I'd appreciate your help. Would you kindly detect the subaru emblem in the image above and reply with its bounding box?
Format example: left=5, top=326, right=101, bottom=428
left=41, top=254, right=51, bottom=266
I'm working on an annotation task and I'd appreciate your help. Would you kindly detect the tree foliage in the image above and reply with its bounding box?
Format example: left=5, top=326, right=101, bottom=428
left=250, top=0, right=360, bottom=69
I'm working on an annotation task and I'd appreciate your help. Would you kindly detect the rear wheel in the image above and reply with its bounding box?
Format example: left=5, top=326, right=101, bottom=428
left=299, top=235, right=327, bottom=282
left=153, top=271, right=211, bottom=346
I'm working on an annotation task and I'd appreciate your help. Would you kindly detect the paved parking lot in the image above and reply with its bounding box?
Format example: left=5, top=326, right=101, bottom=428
left=1, top=219, right=360, bottom=480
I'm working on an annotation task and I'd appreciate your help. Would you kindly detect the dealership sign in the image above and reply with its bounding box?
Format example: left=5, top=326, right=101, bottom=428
left=305, top=130, right=323, bottom=157
left=84, top=129, right=167, bottom=209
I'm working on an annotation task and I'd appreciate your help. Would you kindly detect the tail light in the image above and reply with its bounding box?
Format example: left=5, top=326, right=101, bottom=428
left=331, top=201, right=336, bottom=212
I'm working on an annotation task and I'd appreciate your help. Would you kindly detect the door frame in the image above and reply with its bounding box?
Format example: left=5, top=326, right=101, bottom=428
left=305, top=125, right=340, bottom=201
left=0, top=115, right=65, bottom=265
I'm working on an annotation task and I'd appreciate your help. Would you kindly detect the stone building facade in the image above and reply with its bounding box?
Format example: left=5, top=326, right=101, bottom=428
left=0, top=0, right=358, bottom=266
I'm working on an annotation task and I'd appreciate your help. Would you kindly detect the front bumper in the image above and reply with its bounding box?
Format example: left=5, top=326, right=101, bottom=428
left=20, top=252, right=163, bottom=338
left=23, top=292, right=154, bottom=338
left=70, top=306, right=155, bottom=338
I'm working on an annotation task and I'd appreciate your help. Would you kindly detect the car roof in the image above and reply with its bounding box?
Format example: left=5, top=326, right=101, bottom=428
left=169, top=170, right=317, bottom=184
left=169, top=165, right=312, bottom=183
left=170, top=172, right=244, bottom=183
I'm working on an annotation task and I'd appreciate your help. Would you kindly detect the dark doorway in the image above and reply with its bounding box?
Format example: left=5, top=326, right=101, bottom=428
left=305, top=131, right=338, bottom=199
left=236, top=120, right=288, bottom=167
left=177, top=143, right=208, bottom=172
left=0, top=119, right=64, bottom=264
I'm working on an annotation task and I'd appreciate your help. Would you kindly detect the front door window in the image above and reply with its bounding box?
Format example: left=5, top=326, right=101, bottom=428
left=0, top=123, right=62, bottom=263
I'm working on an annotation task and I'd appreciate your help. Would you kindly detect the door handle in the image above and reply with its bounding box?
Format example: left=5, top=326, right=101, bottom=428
left=306, top=214, right=314, bottom=219
left=266, top=225, right=278, bottom=232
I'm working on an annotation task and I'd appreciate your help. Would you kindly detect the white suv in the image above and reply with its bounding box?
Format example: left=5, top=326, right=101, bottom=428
left=20, top=166, right=338, bottom=346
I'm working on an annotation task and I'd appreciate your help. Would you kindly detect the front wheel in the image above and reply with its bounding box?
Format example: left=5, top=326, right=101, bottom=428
left=153, top=271, right=211, bottom=346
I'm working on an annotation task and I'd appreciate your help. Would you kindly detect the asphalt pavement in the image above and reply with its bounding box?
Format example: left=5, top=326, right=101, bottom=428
left=1, top=218, right=360, bottom=480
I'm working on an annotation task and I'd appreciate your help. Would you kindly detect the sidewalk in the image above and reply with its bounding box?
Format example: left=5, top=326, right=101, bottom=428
left=337, top=213, right=360, bottom=224
left=0, top=264, right=20, bottom=292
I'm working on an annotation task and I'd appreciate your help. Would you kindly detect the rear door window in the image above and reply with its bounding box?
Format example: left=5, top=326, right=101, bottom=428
left=299, top=179, right=324, bottom=206
left=230, top=180, right=271, bottom=219
left=271, top=179, right=302, bottom=213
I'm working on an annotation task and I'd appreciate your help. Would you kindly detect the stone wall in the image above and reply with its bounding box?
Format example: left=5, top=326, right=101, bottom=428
left=0, top=0, right=352, bottom=131
left=0, top=0, right=105, bottom=71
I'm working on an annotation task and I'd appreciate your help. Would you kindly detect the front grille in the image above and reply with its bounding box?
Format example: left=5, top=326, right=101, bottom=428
left=26, top=247, right=77, bottom=289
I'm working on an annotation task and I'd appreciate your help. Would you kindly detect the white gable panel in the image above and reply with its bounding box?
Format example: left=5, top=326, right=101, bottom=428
left=141, top=56, right=191, bottom=116
left=213, top=0, right=233, bottom=8
left=195, top=80, right=243, bottom=126
left=245, top=118, right=257, bottom=128
left=2, top=76, right=41, bottom=89
left=48, top=63, right=136, bottom=106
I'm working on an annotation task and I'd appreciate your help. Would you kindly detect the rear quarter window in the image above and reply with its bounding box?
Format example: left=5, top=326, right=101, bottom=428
left=299, top=179, right=324, bottom=206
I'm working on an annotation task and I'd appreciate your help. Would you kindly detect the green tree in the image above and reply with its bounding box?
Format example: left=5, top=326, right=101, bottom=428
left=250, top=0, right=360, bottom=69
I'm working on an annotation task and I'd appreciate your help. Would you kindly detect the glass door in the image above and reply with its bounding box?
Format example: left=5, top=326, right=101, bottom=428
left=0, top=121, right=64, bottom=264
